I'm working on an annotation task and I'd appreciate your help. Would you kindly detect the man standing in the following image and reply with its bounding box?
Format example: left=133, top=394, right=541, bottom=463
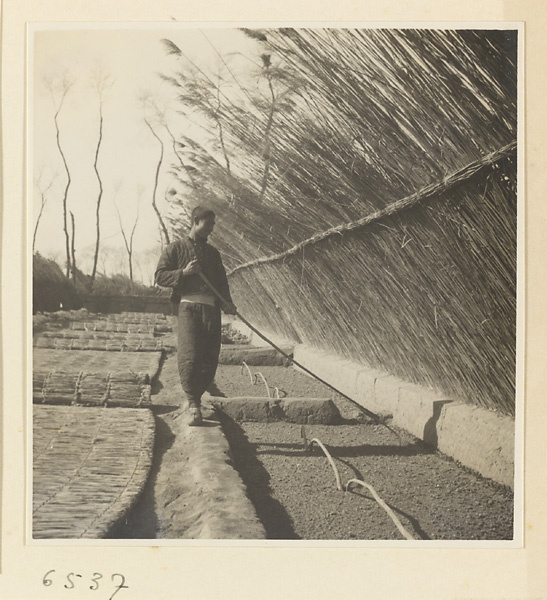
left=155, top=206, right=236, bottom=425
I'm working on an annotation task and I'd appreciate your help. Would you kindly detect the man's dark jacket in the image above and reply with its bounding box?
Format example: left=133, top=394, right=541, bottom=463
left=155, top=237, right=233, bottom=305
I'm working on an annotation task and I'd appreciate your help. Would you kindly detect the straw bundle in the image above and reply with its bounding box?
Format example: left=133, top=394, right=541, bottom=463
left=33, top=370, right=151, bottom=407
left=33, top=349, right=163, bottom=381
left=33, top=405, right=155, bottom=538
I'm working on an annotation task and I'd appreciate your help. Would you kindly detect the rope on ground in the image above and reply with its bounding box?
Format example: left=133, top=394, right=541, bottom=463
left=309, top=438, right=343, bottom=491
left=241, top=361, right=253, bottom=384
left=302, top=426, right=416, bottom=540
left=346, top=479, right=415, bottom=540
left=227, top=140, right=517, bottom=277
left=253, top=372, right=271, bottom=398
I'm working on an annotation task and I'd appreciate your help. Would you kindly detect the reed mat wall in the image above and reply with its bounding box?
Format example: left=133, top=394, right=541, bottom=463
left=161, top=29, right=518, bottom=416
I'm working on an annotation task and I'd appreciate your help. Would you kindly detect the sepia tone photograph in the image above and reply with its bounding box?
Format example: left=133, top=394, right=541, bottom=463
left=30, top=25, right=520, bottom=543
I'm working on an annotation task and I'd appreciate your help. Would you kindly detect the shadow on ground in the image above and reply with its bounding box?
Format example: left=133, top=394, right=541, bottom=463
left=219, top=414, right=299, bottom=540
left=253, top=440, right=435, bottom=458
left=106, top=409, right=177, bottom=539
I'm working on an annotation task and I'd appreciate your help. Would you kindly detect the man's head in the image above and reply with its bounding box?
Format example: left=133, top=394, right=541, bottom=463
left=190, top=206, right=216, bottom=240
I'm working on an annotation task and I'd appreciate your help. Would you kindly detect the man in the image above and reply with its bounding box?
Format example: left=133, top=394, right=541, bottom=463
left=155, top=206, right=237, bottom=425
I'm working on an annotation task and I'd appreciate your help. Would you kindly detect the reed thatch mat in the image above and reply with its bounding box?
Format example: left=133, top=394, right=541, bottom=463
left=33, top=348, right=163, bottom=380
left=33, top=370, right=151, bottom=407
left=33, top=404, right=155, bottom=539
left=39, top=330, right=156, bottom=340
left=34, top=337, right=172, bottom=352
left=33, top=309, right=91, bottom=335
left=106, top=312, right=168, bottom=323
left=70, top=321, right=173, bottom=334
left=69, top=321, right=157, bottom=334
left=33, top=348, right=162, bottom=378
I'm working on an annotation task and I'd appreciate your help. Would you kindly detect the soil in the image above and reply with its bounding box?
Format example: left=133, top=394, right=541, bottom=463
left=215, top=364, right=352, bottom=403
left=214, top=365, right=514, bottom=541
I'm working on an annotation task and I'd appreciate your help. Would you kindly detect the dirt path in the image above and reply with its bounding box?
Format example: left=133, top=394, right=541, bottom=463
left=107, top=356, right=180, bottom=539
left=108, top=353, right=264, bottom=540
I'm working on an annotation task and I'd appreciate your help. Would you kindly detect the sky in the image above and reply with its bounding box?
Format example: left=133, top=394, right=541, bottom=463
left=31, top=26, right=259, bottom=284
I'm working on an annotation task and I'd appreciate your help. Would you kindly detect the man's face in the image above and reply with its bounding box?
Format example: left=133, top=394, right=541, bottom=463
left=195, top=215, right=215, bottom=240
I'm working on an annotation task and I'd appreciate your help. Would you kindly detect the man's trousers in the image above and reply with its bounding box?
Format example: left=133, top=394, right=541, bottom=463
left=177, top=302, right=221, bottom=408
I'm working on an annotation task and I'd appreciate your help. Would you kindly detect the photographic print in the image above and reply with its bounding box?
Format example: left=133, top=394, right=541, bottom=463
left=30, top=25, right=520, bottom=544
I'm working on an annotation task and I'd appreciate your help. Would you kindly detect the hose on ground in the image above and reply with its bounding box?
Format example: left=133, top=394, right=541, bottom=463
left=301, top=427, right=416, bottom=540
left=346, top=479, right=415, bottom=540
left=241, top=361, right=253, bottom=384
left=254, top=372, right=271, bottom=398
left=309, top=438, right=343, bottom=491
left=241, top=363, right=272, bottom=398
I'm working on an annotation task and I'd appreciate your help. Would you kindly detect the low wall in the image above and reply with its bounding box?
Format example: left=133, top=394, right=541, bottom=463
left=293, top=345, right=515, bottom=489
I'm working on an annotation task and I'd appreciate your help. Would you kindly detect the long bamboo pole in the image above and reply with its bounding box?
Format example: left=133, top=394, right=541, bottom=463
left=198, top=271, right=393, bottom=426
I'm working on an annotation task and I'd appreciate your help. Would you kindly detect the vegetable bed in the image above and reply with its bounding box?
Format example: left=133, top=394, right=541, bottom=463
left=214, top=365, right=514, bottom=541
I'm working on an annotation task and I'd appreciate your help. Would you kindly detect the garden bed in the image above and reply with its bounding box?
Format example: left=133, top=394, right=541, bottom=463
left=213, top=364, right=514, bottom=541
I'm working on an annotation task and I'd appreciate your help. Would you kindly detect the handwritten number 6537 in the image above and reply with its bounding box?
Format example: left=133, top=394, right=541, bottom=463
left=41, top=570, right=128, bottom=598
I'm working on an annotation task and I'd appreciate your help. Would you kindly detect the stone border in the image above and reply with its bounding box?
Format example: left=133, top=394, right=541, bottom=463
left=212, top=397, right=340, bottom=424
left=294, top=345, right=515, bottom=488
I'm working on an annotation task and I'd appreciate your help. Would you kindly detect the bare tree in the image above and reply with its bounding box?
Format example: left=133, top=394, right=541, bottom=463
left=43, top=72, right=74, bottom=277
left=140, top=93, right=171, bottom=247
left=89, top=64, right=115, bottom=290
left=134, top=245, right=162, bottom=286
left=69, top=211, right=77, bottom=285
left=114, top=185, right=142, bottom=290
left=33, top=168, right=57, bottom=253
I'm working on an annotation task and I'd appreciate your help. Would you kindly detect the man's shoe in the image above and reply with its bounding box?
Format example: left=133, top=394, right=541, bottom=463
left=189, top=407, right=203, bottom=426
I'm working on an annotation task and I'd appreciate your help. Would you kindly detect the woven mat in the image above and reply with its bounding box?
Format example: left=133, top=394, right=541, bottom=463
left=33, top=370, right=152, bottom=407
left=40, top=330, right=156, bottom=340
left=33, top=405, right=155, bottom=539
left=107, top=312, right=168, bottom=323
left=70, top=321, right=173, bottom=334
left=70, top=321, right=158, bottom=333
left=33, top=349, right=163, bottom=380
left=34, top=337, right=172, bottom=352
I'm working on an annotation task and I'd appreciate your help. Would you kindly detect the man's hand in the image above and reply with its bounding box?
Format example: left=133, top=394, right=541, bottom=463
left=182, top=259, right=201, bottom=276
left=222, top=302, right=237, bottom=315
